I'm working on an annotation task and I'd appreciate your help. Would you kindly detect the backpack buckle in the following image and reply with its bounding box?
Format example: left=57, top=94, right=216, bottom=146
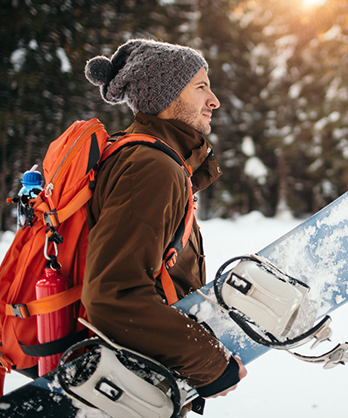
left=165, top=249, right=178, bottom=269
left=11, top=303, right=30, bottom=319
left=43, top=209, right=60, bottom=228
left=45, top=226, right=64, bottom=245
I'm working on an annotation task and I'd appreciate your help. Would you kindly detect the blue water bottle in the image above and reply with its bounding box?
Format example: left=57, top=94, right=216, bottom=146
left=17, top=165, right=43, bottom=228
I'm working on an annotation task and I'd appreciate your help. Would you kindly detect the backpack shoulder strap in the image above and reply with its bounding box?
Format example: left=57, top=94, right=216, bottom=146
left=102, top=133, right=191, bottom=173
left=101, top=133, right=194, bottom=306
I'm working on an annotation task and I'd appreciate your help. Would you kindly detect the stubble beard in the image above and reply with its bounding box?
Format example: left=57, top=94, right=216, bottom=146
left=171, top=96, right=211, bottom=136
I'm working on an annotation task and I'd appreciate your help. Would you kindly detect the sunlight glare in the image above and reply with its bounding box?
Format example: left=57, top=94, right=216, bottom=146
left=302, top=0, right=326, bottom=8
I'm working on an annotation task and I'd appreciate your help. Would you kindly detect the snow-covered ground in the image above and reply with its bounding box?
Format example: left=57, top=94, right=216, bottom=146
left=1, top=211, right=347, bottom=417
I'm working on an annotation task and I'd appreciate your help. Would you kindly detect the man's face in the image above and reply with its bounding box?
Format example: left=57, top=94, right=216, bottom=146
left=158, top=67, right=220, bottom=136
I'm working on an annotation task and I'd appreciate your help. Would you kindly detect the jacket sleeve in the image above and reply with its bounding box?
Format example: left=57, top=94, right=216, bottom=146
left=82, top=146, right=233, bottom=389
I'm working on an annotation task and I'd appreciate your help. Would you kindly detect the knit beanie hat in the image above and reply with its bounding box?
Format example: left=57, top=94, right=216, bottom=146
left=85, top=39, right=208, bottom=116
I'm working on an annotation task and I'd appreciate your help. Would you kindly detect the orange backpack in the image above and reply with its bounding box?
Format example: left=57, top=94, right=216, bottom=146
left=0, top=118, right=194, bottom=395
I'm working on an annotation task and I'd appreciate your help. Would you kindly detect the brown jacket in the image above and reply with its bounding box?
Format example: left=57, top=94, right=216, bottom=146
left=82, top=113, right=229, bottom=388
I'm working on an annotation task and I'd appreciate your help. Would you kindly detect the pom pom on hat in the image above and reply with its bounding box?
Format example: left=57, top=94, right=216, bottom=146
left=84, top=39, right=208, bottom=116
left=85, top=56, right=113, bottom=86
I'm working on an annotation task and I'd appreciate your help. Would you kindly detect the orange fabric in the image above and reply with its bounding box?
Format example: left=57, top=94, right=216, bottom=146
left=5, top=285, right=82, bottom=317
left=0, top=119, right=109, bottom=374
left=45, top=186, right=93, bottom=227
left=158, top=262, right=179, bottom=306
left=0, top=368, right=6, bottom=397
left=0, top=119, right=193, bottom=378
left=182, top=186, right=194, bottom=248
left=43, top=120, right=106, bottom=194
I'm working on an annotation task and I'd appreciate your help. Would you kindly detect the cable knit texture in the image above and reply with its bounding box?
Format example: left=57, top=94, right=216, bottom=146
left=85, top=39, right=208, bottom=115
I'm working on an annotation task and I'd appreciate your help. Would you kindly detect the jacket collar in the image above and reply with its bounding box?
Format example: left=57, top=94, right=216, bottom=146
left=125, top=113, right=222, bottom=193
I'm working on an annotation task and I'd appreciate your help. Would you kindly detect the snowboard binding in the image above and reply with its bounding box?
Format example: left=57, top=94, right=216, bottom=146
left=214, top=255, right=348, bottom=367
left=57, top=319, right=188, bottom=418
left=215, top=254, right=310, bottom=337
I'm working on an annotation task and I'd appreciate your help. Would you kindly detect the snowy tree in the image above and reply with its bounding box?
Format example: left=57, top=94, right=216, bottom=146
left=2, top=0, right=348, bottom=228
left=1, top=0, right=114, bottom=229
left=257, top=0, right=348, bottom=215
left=196, top=0, right=279, bottom=218
left=0, top=0, right=199, bottom=229
left=202, top=0, right=348, bottom=218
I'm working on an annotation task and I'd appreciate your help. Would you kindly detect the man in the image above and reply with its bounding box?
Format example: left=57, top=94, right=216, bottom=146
left=82, top=39, right=246, bottom=412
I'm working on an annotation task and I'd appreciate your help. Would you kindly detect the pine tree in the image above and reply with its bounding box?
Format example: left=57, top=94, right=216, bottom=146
left=196, top=0, right=278, bottom=218
left=3, top=0, right=348, bottom=228
left=0, top=0, right=198, bottom=230
left=258, top=0, right=348, bottom=215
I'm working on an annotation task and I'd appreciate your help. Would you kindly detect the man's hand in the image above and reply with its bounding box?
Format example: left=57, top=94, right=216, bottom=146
left=207, top=357, right=247, bottom=398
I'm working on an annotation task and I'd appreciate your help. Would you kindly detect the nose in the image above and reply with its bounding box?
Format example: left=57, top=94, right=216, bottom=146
left=208, top=91, right=220, bottom=109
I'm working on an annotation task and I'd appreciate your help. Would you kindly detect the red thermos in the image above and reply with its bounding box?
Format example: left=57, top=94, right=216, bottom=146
left=35, top=268, right=73, bottom=376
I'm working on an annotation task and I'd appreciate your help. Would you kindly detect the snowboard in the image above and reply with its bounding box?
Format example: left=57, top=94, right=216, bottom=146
left=2, top=191, right=348, bottom=417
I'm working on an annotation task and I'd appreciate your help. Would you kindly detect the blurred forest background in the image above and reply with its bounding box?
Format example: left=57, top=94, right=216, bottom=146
left=1, top=0, right=348, bottom=230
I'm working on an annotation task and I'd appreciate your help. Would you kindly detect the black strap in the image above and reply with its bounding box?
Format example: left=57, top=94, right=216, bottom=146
left=228, top=310, right=331, bottom=349
left=13, top=364, right=39, bottom=379
left=19, top=328, right=89, bottom=358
